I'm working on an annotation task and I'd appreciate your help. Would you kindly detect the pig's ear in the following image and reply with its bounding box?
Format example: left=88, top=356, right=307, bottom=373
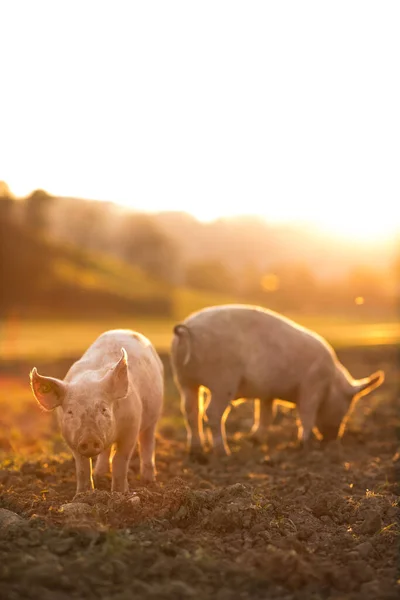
left=30, top=368, right=66, bottom=411
left=107, top=348, right=129, bottom=400
left=352, top=370, right=385, bottom=398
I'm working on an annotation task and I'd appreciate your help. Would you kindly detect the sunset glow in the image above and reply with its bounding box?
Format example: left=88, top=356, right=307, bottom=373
left=1, top=1, right=399, bottom=241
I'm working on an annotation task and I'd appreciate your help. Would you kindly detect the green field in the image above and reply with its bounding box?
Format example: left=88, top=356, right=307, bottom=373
left=0, top=313, right=398, bottom=361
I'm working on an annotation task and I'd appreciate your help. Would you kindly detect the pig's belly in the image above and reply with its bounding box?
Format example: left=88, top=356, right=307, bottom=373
left=236, top=370, right=299, bottom=403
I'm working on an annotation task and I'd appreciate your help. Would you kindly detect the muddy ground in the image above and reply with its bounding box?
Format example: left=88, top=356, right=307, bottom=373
left=0, top=345, right=399, bottom=599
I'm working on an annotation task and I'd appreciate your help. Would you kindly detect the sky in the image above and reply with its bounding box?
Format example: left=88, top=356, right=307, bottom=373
left=1, top=1, right=399, bottom=240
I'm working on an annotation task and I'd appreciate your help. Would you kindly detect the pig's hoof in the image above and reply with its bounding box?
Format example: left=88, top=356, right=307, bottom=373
left=321, top=436, right=341, bottom=448
left=189, top=450, right=209, bottom=465
left=249, top=433, right=265, bottom=446
left=140, top=469, right=156, bottom=484
left=141, top=476, right=156, bottom=484
left=298, top=438, right=312, bottom=452
left=93, top=473, right=110, bottom=489
left=211, top=447, right=231, bottom=461
left=72, top=491, right=91, bottom=501
left=209, top=452, right=232, bottom=469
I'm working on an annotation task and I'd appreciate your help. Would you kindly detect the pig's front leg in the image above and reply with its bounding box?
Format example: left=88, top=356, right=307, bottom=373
left=250, top=398, right=276, bottom=444
left=73, top=452, right=94, bottom=496
left=111, top=441, right=135, bottom=493
left=297, top=379, right=327, bottom=449
left=205, top=389, right=232, bottom=456
left=94, top=446, right=112, bottom=477
left=181, top=385, right=205, bottom=458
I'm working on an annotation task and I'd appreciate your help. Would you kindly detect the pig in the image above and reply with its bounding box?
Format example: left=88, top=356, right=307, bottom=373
left=30, top=329, right=163, bottom=496
left=170, top=304, right=384, bottom=457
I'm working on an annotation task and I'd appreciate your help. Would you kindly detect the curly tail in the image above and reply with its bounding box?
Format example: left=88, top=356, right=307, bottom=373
left=173, top=324, right=192, bottom=366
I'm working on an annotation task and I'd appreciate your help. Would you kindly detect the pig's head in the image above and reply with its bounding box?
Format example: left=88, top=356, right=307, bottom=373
left=317, top=367, right=385, bottom=441
left=30, top=349, right=129, bottom=457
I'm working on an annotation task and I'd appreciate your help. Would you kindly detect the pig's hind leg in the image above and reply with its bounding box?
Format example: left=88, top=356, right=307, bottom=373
left=180, top=385, right=205, bottom=458
left=139, top=423, right=157, bottom=483
left=205, top=384, right=236, bottom=457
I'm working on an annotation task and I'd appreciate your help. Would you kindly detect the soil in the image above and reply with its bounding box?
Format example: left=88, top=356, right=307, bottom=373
left=0, top=345, right=399, bottom=599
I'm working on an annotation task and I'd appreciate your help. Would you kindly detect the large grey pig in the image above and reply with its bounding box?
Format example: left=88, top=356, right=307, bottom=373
left=30, top=329, right=163, bottom=495
left=171, top=305, right=384, bottom=457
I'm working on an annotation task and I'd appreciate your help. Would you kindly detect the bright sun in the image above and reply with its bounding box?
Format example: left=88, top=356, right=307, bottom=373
left=307, top=215, right=398, bottom=242
left=188, top=204, right=397, bottom=243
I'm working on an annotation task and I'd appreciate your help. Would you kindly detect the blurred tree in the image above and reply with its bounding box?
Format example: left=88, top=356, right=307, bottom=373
left=120, top=213, right=178, bottom=283
left=260, top=262, right=318, bottom=310
left=392, top=254, right=400, bottom=307
left=239, top=261, right=263, bottom=296
left=347, top=266, right=388, bottom=308
left=66, top=201, right=110, bottom=252
left=24, top=189, right=54, bottom=234
left=0, top=181, right=15, bottom=221
left=185, top=259, right=234, bottom=292
left=0, top=181, right=12, bottom=198
left=392, top=253, right=400, bottom=284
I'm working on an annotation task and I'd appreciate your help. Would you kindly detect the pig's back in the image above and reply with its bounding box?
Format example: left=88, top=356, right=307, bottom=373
left=178, top=305, right=334, bottom=390
left=185, top=304, right=328, bottom=354
left=101, top=329, right=163, bottom=382
left=68, top=329, right=163, bottom=390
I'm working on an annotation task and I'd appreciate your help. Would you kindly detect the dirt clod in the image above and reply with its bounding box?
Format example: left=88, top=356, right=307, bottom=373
left=360, top=510, right=382, bottom=535
left=0, top=508, right=25, bottom=530
left=60, top=502, right=94, bottom=516
left=355, top=540, right=374, bottom=558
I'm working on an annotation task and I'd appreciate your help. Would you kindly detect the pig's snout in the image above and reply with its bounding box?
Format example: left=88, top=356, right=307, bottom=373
left=77, top=437, right=102, bottom=457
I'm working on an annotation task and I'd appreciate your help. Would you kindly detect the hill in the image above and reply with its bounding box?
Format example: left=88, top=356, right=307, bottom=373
left=0, top=216, right=172, bottom=318
left=45, top=196, right=397, bottom=281
left=151, top=211, right=398, bottom=280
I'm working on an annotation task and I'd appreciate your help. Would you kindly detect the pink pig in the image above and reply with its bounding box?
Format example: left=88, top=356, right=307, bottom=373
left=30, top=329, right=163, bottom=496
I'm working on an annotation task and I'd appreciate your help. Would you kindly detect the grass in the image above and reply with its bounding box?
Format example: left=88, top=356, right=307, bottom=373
left=0, top=316, right=175, bottom=361
left=0, top=310, right=399, bottom=361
